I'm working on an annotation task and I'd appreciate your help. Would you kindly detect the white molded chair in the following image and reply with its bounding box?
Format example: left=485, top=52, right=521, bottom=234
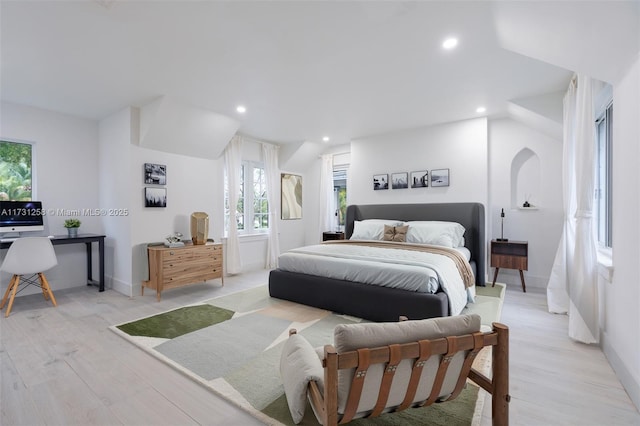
left=0, top=237, right=58, bottom=317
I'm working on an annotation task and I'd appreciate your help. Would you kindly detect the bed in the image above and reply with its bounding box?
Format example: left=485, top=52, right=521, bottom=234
left=268, top=202, right=485, bottom=321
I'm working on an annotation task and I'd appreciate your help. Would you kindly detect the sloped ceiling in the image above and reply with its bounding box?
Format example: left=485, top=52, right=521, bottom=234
left=492, top=1, right=639, bottom=84
left=138, top=96, right=239, bottom=159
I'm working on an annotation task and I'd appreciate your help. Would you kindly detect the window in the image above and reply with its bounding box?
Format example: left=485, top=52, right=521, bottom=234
left=595, top=102, right=612, bottom=248
left=333, top=166, right=347, bottom=228
left=225, top=161, right=268, bottom=235
left=0, top=140, right=34, bottom=201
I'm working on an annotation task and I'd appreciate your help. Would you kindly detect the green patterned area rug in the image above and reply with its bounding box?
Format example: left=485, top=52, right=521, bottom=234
left=110, top=283, right=505, bottom=425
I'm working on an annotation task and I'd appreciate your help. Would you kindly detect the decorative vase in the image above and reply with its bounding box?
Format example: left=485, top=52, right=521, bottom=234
left=67, top=227, right=78, bottom=238
left=190, top=212, right=209, bottom=245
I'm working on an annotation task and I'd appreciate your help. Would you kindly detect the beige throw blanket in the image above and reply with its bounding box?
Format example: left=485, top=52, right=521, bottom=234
left=323, top=240, right=475, bottom=289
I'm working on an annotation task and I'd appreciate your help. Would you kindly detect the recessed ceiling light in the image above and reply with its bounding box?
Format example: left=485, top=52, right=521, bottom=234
left=236, top=105, right=246, bottom=113
left=442, top=38, right=458, bottom=50
left=322, top=136, right=330, bottom=142
left=476, top=106, right=486, bottom=113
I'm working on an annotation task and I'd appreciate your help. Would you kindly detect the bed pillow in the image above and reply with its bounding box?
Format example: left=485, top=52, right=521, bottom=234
left=403, top=221, right=466, bottom=248
left=383, top=225, right=409, bottom=242
left=351, top=220, right=402, bottom=240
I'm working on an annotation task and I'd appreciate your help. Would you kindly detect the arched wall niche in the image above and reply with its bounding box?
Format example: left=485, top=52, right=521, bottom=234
left=510, top=147, right=541, bottom=209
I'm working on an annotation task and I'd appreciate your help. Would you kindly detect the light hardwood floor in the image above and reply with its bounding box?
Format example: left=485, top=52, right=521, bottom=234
left=1, top=270, right=639, bottom=425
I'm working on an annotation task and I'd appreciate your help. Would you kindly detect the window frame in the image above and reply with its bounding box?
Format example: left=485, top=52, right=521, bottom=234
left=0, top=139, right=36, bottom=201
left=594, top=101, right=612, bottom=249
left=225, top=160, right=269, bottom=236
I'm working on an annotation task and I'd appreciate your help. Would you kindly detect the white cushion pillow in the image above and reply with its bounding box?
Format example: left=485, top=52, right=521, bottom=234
left=350, top=219, right=403, bottom=241
left=280, top=333, right=324, bottom=424
left=403, top=221, right=466, bottom=248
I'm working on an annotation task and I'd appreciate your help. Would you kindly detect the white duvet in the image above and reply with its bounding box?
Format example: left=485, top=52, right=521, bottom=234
left=277, top=243, right=472, bottom=315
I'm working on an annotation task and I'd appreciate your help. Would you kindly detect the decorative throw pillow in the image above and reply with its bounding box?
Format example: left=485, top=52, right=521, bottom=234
left=383, top=225, right=408, bottom=242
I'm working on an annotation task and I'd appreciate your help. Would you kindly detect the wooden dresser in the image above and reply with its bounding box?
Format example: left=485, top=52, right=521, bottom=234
left=143, top=242, right=223, bottom=301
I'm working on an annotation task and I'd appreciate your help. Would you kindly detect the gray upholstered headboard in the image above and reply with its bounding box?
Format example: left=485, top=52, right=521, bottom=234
left=345, top=203, right=486, bottom=286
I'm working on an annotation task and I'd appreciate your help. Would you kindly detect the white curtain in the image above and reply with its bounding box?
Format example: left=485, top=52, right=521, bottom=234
left=224, top=135, right=242, bottom=275
left=547, top=74, right=599, bottom=343
left=318, top=154, right=335, bottom=241
left=262, top=142, right=280, bottom=269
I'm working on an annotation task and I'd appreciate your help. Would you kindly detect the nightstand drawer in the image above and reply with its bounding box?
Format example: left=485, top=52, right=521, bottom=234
left=491, top=253, right=528, bottom=270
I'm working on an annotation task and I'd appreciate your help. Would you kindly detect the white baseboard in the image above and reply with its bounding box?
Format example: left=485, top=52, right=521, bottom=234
left=602, top=330, right=640, bottom=412
left=109, top=275, right=132, bottom=297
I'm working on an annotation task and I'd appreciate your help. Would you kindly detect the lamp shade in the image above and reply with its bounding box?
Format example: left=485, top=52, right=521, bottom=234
left=190, top=212, right=209, bottom=245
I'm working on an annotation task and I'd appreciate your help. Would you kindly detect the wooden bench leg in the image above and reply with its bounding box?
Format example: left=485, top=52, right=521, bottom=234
left=519, top=270, right=526, bottom=292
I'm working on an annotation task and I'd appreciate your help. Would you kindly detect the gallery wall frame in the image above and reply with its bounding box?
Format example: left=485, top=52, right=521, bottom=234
left=145, top=187, right=167, bottom=208
left=431, top=168, right=450, bottom=187
left=373, top=174, right=389, bottom=190
left=391, top=172, right=408, bottom=189
left=410, top=170, right=429, bottom=188
left=281, top=173, right=302, bottom=219
left=144, top=163, right=167, bottom=185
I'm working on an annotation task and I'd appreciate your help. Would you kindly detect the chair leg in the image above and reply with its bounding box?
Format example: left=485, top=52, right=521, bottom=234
left=4, top=275, right=21, bottom=317
left=1, top=275, right=18, bottom=310
left=38, top=273, right=57, bottom=307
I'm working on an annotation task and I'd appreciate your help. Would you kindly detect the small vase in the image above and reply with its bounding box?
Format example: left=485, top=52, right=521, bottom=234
left=67, top=227, right=78, bottom=238
left=190, top=212, right=209, bottom=245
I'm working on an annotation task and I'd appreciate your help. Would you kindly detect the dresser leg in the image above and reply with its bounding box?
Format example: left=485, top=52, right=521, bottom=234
left=492, top=268, right=500, bottom=287
left=519, top=270, right=526, bottom=292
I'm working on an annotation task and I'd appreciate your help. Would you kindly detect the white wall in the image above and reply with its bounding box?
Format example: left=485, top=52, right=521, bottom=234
left=98, top=107, right=134, bottom=295
left=129, top=144, right=224, bottom=293
left=488, top=118, right=564, bottom=288
left=1, top=102, right=101, bottom=294
left=604, top=54, right=640, bottom=410
left=349, top=118, right=489, bottom=206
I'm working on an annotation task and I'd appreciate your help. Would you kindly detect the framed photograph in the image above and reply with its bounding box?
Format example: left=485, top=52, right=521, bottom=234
left=281, top=173, right=302, bottom=219
left=145, top=187, right=167, bottom=207
left=410, top=170, right=429, bottom=188
left=144, top=163, right=167, bottom=185
left=431, top=169, right=450, bottom=187
left=391, top=172, right=408, bottom=189
left=373, top=174, right=388, bottom=190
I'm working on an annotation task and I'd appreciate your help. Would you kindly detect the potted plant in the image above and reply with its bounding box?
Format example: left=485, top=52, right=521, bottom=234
left=64, top=218, right=81, bottom=237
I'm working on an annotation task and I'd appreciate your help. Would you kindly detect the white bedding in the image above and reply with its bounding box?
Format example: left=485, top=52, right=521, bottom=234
left=277, top=242, right=473, bottom=315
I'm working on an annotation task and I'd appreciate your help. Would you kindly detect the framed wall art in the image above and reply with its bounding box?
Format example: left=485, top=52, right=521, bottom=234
left=373, top=174, right=388, bottom=190
left=410, top=170, right=429, bottom=188
left=431, top=169, right=450, bottom=187
left=145, top=187, right=167, bottom=207
left=391, top=172, right=408, bottom=189
left=281, top=173, right=302, bottom=219
left=144, top=163, right=167, bottom=185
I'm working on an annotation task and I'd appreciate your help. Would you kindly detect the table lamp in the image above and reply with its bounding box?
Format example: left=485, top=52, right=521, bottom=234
left=497, top=208, right=508, bottom=242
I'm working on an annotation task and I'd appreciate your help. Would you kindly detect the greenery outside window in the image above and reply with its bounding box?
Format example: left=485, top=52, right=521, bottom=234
left=225, top=161, right=268, bottom=235
left=333, top=166, right=347, bottom=228
left=0, top=140, right=34, bottom=201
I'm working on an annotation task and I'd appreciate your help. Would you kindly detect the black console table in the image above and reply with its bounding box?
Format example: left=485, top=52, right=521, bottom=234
left=0, top=234, right=106, bottom=292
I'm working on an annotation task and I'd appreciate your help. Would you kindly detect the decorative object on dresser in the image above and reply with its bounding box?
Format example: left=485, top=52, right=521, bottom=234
left=322, top=231, right=345, bottom=241
left=497, top=208, right=508, bottom=241
left=142, top=242, right=223, bottom=301
left=164, top=232, right=184, bottom=248
left=190, top=212, right=209, bottom=245
left=491, top=239, right=528, bottom=292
